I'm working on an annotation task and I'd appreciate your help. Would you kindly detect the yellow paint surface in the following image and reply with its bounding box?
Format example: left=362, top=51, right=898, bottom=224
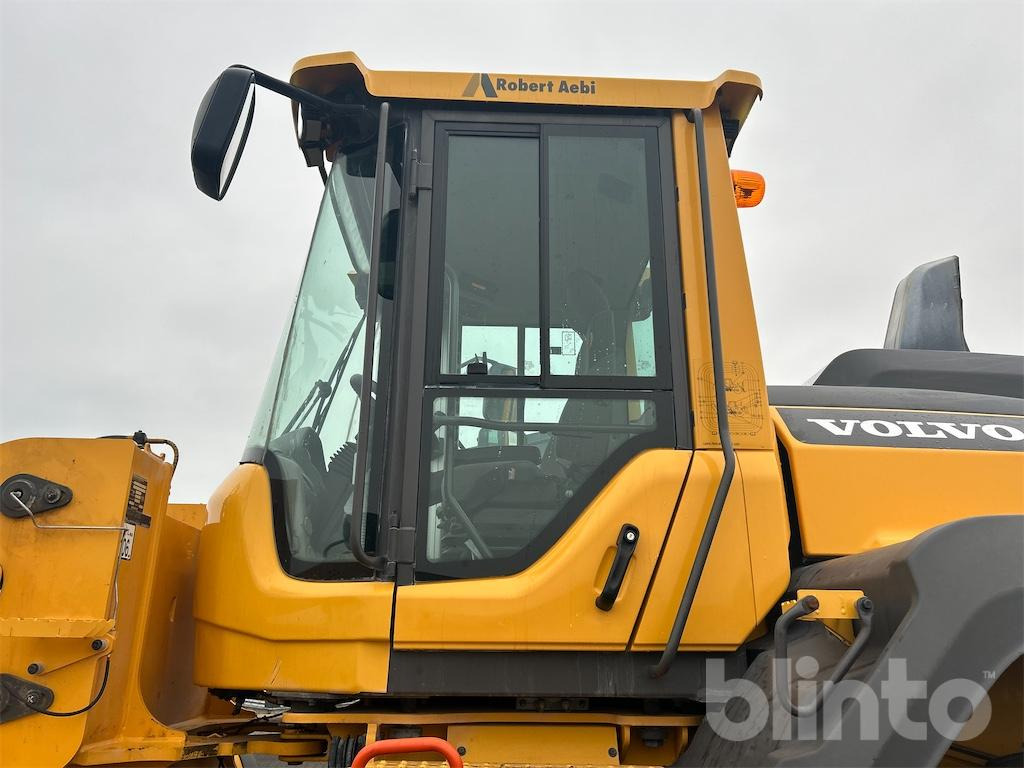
left=193, top=464, right=393, bottom=693
left=395, top=450, right=691, bottom=650
left=774, top=407, right=1024, bottom=555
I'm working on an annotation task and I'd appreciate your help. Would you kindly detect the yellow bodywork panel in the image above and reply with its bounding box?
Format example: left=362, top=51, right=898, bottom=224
left=73, top=452, right=197, bottom=766
left=734, top=449, right=792, bottom=623
left=193, top=463, right=393, bottom=693
left=141, top=503, right=209, bottom=726
left=672, top=111, right=772, bottom=451
left=447, top=724, right=617, bottom=765
left=0, top=642, right=98, bottom=768
left=291, top=51, right=761, bottom=114
left=0, top=439, right=134, bottom=631
left=0, top=438, right=214, bottom=767
left=0, top=438, right=136, bottom=767
left=631, top=451, right=755, bottom=651
left=773, top=408, right=1024, bottom=555
left=394, top=450, right=691, bottom=651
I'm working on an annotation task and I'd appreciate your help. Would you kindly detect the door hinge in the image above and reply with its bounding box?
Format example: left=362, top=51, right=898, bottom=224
left=388, top=526, right=416, bottom=565
left=408, top=149, right=432, bottom=198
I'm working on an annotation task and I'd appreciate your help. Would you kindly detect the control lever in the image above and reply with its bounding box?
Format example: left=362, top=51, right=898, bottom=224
left=595, top=524, right=639, bottom=611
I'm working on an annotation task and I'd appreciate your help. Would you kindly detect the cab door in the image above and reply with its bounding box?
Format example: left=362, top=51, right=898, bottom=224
left=391, top=111, right=693, bottom=664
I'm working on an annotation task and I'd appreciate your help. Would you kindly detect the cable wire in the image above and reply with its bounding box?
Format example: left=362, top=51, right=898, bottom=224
left=2, top=656, right=111, bottom=717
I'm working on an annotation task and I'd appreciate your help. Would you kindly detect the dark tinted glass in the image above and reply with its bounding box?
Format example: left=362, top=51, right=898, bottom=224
left=441, top=135, right=539, bottom=375
left=547, top=133, right=657, bottom=378
left=424, top=395, right=657, bottom=567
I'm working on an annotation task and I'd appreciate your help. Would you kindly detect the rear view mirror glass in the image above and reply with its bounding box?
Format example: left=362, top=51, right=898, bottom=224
left=191, top=67, right=256, bottom=200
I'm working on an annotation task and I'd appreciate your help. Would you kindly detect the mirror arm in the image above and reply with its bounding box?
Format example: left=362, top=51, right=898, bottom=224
left=237, top=66, right=369, bottom=121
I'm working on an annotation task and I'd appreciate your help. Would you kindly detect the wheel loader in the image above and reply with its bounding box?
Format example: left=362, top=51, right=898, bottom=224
left=1, top=52, right=1022, bottom=768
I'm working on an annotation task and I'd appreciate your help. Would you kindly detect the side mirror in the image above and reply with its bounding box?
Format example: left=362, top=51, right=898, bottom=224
left=884, top=255, right=970, bottom=352
left=191, top=67, right=256, bottom=200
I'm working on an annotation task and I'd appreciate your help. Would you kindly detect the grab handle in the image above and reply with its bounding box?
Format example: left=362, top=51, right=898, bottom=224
left=773, top=594, right=874, bottom=717
left=352, top=737, right=464, bottom=768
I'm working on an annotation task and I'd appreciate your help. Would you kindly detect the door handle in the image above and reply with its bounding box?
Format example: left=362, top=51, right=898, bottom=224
left=595, top=524, right=639, bottom=611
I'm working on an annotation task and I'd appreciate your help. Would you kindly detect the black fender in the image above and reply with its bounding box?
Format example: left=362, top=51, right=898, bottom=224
left=678, top=514, right=1024, bottom=767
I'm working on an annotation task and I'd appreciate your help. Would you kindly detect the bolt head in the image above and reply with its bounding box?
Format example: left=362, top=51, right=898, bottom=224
left=25, top=691, right=42, bottom=705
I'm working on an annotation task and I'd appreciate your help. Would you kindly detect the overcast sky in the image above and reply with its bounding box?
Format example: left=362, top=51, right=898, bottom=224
left=1, top=0, right=1021, bottom=502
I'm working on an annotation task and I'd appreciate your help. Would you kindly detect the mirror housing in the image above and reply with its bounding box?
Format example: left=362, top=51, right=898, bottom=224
left=191, top=67, right=256, bottom=200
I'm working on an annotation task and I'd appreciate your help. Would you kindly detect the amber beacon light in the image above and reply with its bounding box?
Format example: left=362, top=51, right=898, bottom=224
left=732, top=169, right=765, bottom=207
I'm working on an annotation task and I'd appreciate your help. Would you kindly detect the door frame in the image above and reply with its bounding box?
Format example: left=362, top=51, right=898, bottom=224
left=392, top=107, right=690, bottom=588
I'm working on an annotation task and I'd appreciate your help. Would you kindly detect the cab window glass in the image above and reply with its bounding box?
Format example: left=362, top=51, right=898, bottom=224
left=439, top=135, right=539, bottom=376
left=548, top=133, right=657, bottom=378
left=435, top=127, right=662, bottom=383
left=424, top=395, right=659, bottom=567
left=422, top=121, right=673, bottom=578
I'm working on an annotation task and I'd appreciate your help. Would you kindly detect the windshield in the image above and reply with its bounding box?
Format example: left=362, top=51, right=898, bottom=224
left=245, top=129, right=404, bottom=579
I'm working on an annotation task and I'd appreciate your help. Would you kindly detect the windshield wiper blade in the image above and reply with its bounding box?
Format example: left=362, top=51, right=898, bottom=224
left=283, top=314, right=366, bottom=435
left=282, top=378, right=332, bottom=434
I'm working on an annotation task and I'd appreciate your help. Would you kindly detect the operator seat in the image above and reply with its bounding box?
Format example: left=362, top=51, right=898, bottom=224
left=562, top=270, right=618, bottom=376
left=546, top=271, right=623, bottom=485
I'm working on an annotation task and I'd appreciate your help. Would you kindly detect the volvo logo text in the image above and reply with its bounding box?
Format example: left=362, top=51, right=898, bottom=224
left=807, top=418, right=1023, bottom=442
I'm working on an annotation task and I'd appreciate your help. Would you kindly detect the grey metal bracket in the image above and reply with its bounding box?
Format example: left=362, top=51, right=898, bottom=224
left=1, top=474, right=72, bottom=519
left=0, top=674, right=54, bottom=724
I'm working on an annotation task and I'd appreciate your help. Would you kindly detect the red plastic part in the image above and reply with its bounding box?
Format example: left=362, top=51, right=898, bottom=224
left=351, top=736, right=465, bottom=768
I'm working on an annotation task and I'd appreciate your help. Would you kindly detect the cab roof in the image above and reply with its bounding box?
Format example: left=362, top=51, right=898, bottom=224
left=291, top=51, right=762, bottom=140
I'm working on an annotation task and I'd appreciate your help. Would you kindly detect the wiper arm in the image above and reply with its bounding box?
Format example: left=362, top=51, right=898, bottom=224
left=283, top=314, right=366, bottom=434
